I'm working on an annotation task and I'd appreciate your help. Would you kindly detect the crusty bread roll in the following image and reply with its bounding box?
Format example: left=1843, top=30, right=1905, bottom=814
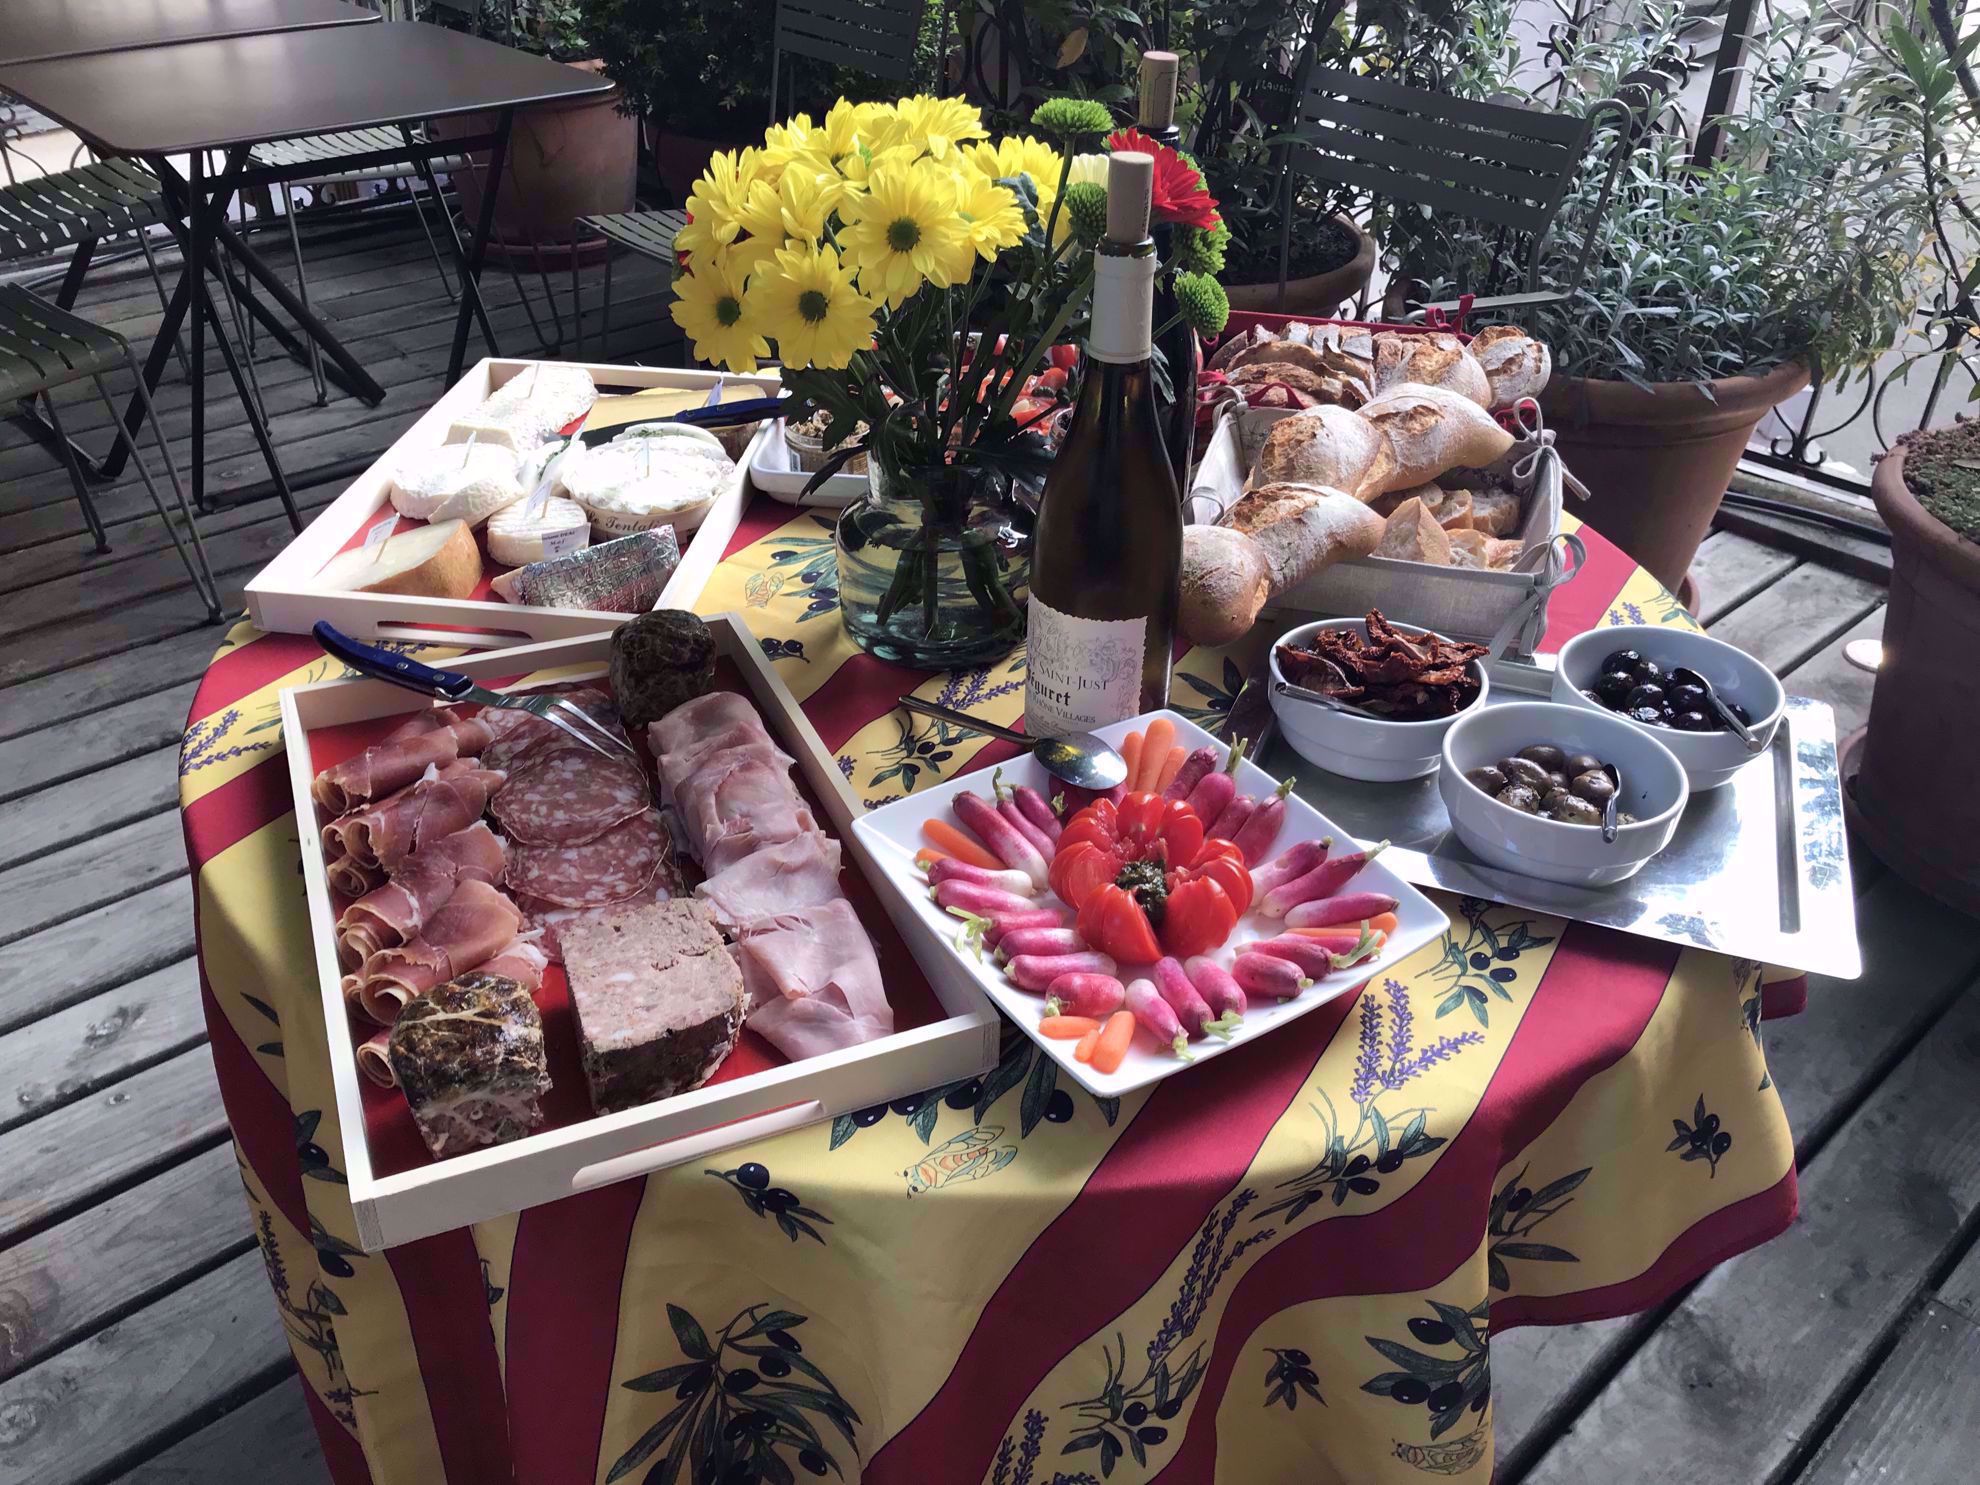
left=1208, top=325, right=1274, bottom=372
left=1371, top=482, right=1472, bottom=529
left=1448, top=529, right=1526, bottom=570
left=1226, top=481, right=1384, bottom=591
left=1468, top=325, right=1552, bottom=406
left=1467, top=486, right=1523, bottom=536
left=1359, top=383, right=1516, bottom=490
left=1373, top=497, right=1453, bottom=565
left=318, top=519, right=481, bottom=598
left=1179, top=525, right=1273, bottom=646
left=1228, top=362, right=1368, bottom=410
left=1372, top=331, right=1493, bottom=407
left=1251, top=405, right=1397, bottom=499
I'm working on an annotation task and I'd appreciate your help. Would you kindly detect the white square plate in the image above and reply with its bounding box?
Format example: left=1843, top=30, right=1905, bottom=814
left=852, top=709, right=1447, bottom=1095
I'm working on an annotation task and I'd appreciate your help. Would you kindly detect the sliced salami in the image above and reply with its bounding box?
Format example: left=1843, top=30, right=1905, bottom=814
left=491, top=748, right=650, bottom=845
left=516, top=857, right=682, bottom=962
left=478, top=688, right=625, bottom=774
left=507, top=809, right=671, bottom=908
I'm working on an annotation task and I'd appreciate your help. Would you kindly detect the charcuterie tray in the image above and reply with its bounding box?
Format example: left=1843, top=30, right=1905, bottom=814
left=1252, top=653, right=1861, bottom=979
left=280, top=614, right=999, bottom=1250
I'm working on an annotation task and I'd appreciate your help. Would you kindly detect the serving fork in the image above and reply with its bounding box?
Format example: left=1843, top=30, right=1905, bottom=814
left=312, top=622, right=637, bottom=762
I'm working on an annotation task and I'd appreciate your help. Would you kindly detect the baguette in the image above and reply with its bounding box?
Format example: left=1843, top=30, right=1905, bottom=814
left=1178, top=526, right=1273, bottom=646
left=1371, top=331, right=1493, bottom=407
left=1358, top=383, right=1515, bottom=490
left=1226, top=481, right=1385, bottom=590
left=318, top=519, right=482, bottom=598
left=1250, top=404, right=1396, bottom=498
left=1373, top=497, right=1453, bottom=565
left=1468, top=325, right=1552, bottom=405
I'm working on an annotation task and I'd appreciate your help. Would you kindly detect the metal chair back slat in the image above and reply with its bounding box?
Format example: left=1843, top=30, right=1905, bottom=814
left=774, top=0, right=922, bottom=89
left=1292, top=151, right=1555, bottom=238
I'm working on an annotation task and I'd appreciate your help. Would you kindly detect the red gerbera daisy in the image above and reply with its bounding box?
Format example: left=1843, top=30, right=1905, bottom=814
left=1105, top=128, right=1222, bottom=231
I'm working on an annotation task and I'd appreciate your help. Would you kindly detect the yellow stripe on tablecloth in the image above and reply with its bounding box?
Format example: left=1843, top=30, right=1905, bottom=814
left=981, top=895, right=1562, bottom=1477
left=692, top=507, right=864, bottom=704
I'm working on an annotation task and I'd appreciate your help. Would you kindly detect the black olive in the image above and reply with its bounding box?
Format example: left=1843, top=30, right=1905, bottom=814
left=1376, top=1151, right=1405, bottom=1173
left=1044, top=1089, right=1075, bottom=1123
left=766, top=1329, right=801, bottom=1353
left=1701, top=1113, right=1719, bottom=1133
left=1595, top=670, right=1637, bottom=706
left=1390, top=1377, right=1431, bottom=1405
left=1624, top=683, right=1665, bottom=711
left=1465, top=765, right=1508, bottom=795
left=1156, top=1400, right=1184, bottom=1420
left=1137, top=1426, right=1169, bottom=1445
left=749, top=1412, right=776, bottom=1433
left=1668, top=683, right=1706, bottom=711
left=1627, top=705, right=1664, bottom=726
left=1507, top=1186, right=1532, bottom=1209
left=736, top=1163, right=769, bottom=1191
left=1564, top=752, right=1603, bottom=777
left=1283, top=1348, right=1312, bottom=1367
left=889, top=1095, right=924, bottom=1116
left=761, top=1357, right=792, bottom=1379
left=1497, top=783, right=1543, bottom=814
left=724, top=1414, right=754, bottom=1440
left=943, top=1079, right=982, bottom=1109
left=1712, top=1131, right=1733, bottom=1155
left=1570, top=770, right=1615, bottom=806
left=1516, top=744, right=1567, bottom=773
left=1471, top=1391, right=1489, bottom=1413
left=1469, top=952, right=1491, bottom=969
left=724, top=1369, right=760, bottom=1393
left=1429, top=1381, right=1466, bottom=1413
left=852, top=1105, right=888, bottom=1127
left=1344, top=1153, right=1371, bottom=1177
left=721, top=1462, right=755, bottom=1485
left=1582, top=688, right=1604, bottom=704
left=1545, top=795, right=1602, bottom=827
left=1124, top=1402, right=1149, bottom=1425
left=1602, top=648, right=1644, bottom=674
left=798, top=1451, right=830, bottom=1477
left=764, top=1189, right=799, bottom=1212
left=1409, top=1318, right=1455, bottom=1345
left=1672, top=709, right=1713, bottom=731
left=1631, top=658, right=1665, bottom=684
left=1490, top=966, right=1518, bottom=981
left=1727, top=700, right=1753, bottom=724
left=318, top=1251, right=355, bottom=1279
left=1499, top=757, right=1552, bottom=790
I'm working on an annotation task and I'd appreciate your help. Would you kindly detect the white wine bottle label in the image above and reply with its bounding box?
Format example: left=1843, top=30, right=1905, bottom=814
left=1025, top=595, right=1158, bottom=736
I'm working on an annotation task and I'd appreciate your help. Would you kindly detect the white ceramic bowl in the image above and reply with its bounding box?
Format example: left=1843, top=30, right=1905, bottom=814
left=1438, top=700, right=1688, bottom=887
left=1269, top=617, right=1489, bottom=781
left=1552, top=625, right=1785, bottom=792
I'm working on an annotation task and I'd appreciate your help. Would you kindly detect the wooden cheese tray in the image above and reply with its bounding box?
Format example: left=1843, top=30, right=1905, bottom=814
left=247, top=359, right=781, bottom=648
left=280, top=614, right=1001, bottom=1250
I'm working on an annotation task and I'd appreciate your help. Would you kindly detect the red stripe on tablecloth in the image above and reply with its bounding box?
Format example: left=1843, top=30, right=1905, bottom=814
left=723, top=492, right=808, bottom=558
left=384, top=1230, right=519, bottom=1485
left=1147, top=924, right=1685, bottom=1479
left=866, top=992, right=1359, bottom=1479
left=1762, top=974, right=1808, bottom=1019
left=500, top=1181, right=649, bottom=1485
left=194, top=945, right=313, bottom=1239
left=304, top=1381, right=378, bottom=1485
left=182, top=752, right=297, bottom=870
left=1539, top=523, right=1638, bottom=653
left=191, top=629, right=317, bottom=719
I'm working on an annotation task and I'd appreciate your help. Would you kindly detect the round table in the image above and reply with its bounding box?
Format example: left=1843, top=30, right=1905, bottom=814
left=181, top=499, right=1807, bottom=1484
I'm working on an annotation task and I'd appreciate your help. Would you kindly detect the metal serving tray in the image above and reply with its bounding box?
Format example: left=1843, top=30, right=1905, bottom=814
left=1253, top=654, right=1862, bottom=979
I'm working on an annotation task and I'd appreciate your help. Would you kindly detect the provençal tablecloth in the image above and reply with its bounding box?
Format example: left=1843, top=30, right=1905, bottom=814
left=181, top=499, right=1806, bottom=1484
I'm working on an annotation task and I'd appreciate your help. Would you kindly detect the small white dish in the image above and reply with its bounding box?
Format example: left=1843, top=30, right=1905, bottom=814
left=747, top=419, right=867, bottom=508
left=1552, top=625, right=1784, bottom=792
left=1439, top=700, right=1688, bottom=888
left=1269, top=617, right=1489, bottom=782
left=852, top=709, right=1447, bottom=1096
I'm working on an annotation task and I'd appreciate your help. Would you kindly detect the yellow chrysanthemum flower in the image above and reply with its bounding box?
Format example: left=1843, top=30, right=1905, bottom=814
left=755, top=242, right=878, bottom=370
left=836, top=140, right=923, bottom=186
left=956, top=174, right=1027, bottom=261
left=839, top=162, right=971, bottom=306
left=669, top=258, right=769, bottom=374
left=738, top=164, right=847, bottom=248
left=678, top=147, right=764, bottom=252
left=892, top=94, right=987, bottom=160
left=967, top=135, right=1066, bottom=194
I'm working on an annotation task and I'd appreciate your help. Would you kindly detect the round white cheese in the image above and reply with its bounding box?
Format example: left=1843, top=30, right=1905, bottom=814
left=388, top=442, right=526, bottom=525
left=485, top=494, right=592, bottom=566
left=562, top=442, right=733, bottom=538
left=609, top=422, right=730, bottom=456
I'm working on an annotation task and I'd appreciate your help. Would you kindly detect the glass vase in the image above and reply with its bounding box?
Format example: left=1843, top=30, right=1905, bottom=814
left=834, top=459, right=1033, bottom=670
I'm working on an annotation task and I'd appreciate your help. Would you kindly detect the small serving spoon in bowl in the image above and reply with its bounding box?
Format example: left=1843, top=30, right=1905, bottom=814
left=898, top=696, right=1129, bottom=791
left=1272, top=678, right=1390, bottom=722
left=1670, top=666, right=1765, bottom=752
left=1600, top=762, right=1623, bottom=844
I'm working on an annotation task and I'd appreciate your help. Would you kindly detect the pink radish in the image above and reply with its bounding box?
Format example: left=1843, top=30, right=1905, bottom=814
left=953, top=789, right=1050, bottom=890
left=933, top=878, right=1035, bottom=917
left=1163, top=745, right=1220, bottom=801
left=1006, top=950, right=1118, bottom=993
left=1231, top=777, right=1296, bottom=864
left=1125, top=977, right=1192, bottom=1059
left=1259, top=841, right=1390, bottom=918
left=1044, top=972, right=1127, bottom=1018
left=995, top=926, right=1087, bottom=960
left=1284, top=891, right=1399, bottom=929
left=1184, top=737, right=1246, bottom=823
left=1252, top=838, right=1331, bottom=900
left=1183, top=956, right=1247, bottom=1021
left=977, top=906, right=1074, bottom=945
left=993, top=769, right=1057, bottom=861
left=1283, top=927, right=1378, bottom=955
left=1207, top=790, right=1258, bottom=843
left=1254, top=927, right=1382, bottom=976
left=926, top=858, right=1036, bottom=896
left=1155, top=956, right=1240, bottom=1039
left=1013, top=784, right=1064, bottom=842
left=1232, top=952, right=1311, bottom=1000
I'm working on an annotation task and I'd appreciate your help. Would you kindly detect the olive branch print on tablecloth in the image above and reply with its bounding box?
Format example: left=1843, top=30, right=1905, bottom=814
left=295, top=1109, right=346, bottom=1186
left=1172, top=657, right=1246, bottom=738
left=992, top=1410, right=1099, bottom=1485
left=1053, top=1190, right=1277, bottom=1477
left=1255, top=980, right=1480, bottom=1226
left=1362, top=1297, right=1492, bottom=1471
left=607, top=1303, right=858, bottom=1484
left=253, top=1206, right=374, bottom=1427
left=1486, top=1166, right=1589, bottom=1292
left=706, top=1161, right=834, bottom=1244
left=744, top=516, right=840, bottom=621
left=1262, top=1347, right=1324, bottom=1411
left=1735, top=957, right=1772, bottom=1091
left=1668, top=1096, right=1733, bottom=1177
left=1426, top=899, right=1554, bottom=1027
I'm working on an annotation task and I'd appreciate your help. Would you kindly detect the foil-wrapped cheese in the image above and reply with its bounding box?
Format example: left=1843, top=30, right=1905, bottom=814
left=486, top=494, right=592, bottom=566
left=447, top=364, right=597, bottom=451
left=388, top=441, right=526, bottom=525
left=490, top=527, right=680, bottom=612
left=562, top=436, right=733, bottom=539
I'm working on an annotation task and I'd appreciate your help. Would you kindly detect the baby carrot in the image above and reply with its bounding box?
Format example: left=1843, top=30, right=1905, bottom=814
left=914, top=846, right=949, bottom=870
left=1367, top=912, right=1399, bottom=936
left=1074, top=1026, right=1102, bottom=1062
left=1137, top=719, right=1176, bottom=791
left=1121, top=730, right=1144, bottom=791
left=1153, top=744, right=1187, bottom=795
left=921, top=817, right=1002, bottom=872
left=1090, top=1010, right=1138, bottom=1074
left=1039, top=1015, right=1101, bottom=1039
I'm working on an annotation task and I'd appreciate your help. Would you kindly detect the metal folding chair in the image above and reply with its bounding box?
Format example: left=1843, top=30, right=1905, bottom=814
left=1275, top=69, right=1632, bottom=321
left=0, top=284, right=222, bottom=620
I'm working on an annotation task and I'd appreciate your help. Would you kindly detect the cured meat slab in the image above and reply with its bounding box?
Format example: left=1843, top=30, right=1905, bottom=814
left=387, top=972, right=551, bottom=1157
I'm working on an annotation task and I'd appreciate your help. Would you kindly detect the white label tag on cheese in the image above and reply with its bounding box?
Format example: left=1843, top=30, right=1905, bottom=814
left=364, top=513, right=398, bottom=561
left=538, top=524, right=587, bottom=557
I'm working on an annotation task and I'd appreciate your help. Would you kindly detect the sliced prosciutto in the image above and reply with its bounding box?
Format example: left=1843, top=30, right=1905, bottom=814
left=674, top=745, right=816, bottom=869
left=344, top=879, right=524, bottom=1025
left=735, top=897, right=894, bottom=1058
left=335, top=822, right=509, bottom=968
left=312, top=710, right=497, bottom=815
left=480, top=937, right=550, bottom=991
left=694, top=831, right=843, bottom=935
left=357, top=1028, right=398, bottom=1088
left=326, top=852, right=384, bottom=900
left=491, top=748, right=650, bottom=846
left=323, top=761, right=506, bottom=873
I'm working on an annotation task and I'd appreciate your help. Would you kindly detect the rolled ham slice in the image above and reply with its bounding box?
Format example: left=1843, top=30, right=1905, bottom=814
left=674, top=746, right=816, bottom=871
left=344, top=879, right=524, bottom=1025
left=323, top=761, right=506, bottom=873
left=648, top=692, right=766, bottom=772
left=312, top=712, right=497, bottom=815
left=357, top=1028, right=398, bottom=1088
left=694, top=831, right=843, bottom=935
left=480, top=937, right=550, bottom=991
left=735, top=897, right=893, bottom=1058
left=335, top=822, right=509, bottom=968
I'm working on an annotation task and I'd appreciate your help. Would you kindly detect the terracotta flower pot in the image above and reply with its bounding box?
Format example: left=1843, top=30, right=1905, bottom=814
left=643, top=124, right=735, bottom=209
left=1539, top=360, right=1809, bottom=593
left=434, top=60, right=636, bottom=263
left=1223, top=215, right=1377, bottom=317
left=1847, top=444, right=1980, bottom=917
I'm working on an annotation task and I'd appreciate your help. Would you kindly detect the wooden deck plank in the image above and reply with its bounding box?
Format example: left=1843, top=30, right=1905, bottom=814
left=1703, top=563, right=1886, bottom=675
left=0, top=1143, right=249, bottom=1379
left=0, top=693, right=193, bottom=804
left=0, top=747, right=181, bottom=869
left=0, top=876, right=197, bottom=1038
left=0, top=1248, right=291, bottom=1485
left=0, top=959, right=205, bottom=1134
left=1777, top=606, right=1885, bottom=741
left=1792, top=1302, right=1980, bottom=1485
left=0, top=1046, right=228, bottom=1244
left=0, top=627, right=220, bottom=742
left=1688, top=531, right=1801, bottom=625
left=0, top=574, right=245, bottom=689
left=106, top=1377, right=333, bottom=1485
left=1937, top=1233, right=1980, bottom=1323
left=0, top=810, right=187, bottom=947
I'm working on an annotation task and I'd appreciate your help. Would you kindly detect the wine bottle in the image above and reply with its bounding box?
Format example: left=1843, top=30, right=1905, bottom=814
left=1025, top=153, right=1183, bottom=738
left=1139, top=49, right=1200, bottom=479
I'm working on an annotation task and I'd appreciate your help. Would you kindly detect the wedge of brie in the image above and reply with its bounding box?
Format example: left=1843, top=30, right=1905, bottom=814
left=388, top=442, right=527, bottom=526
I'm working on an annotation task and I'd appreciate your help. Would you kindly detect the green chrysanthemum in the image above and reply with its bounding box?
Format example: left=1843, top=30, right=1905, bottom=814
left=1062, top=182, right=1109, bottom=245
left=1173, top=219, right=1230, bottom=276
left=1030, top=97, right=1114, bottom=142
left=1174, top=271, right=1230, bottom=338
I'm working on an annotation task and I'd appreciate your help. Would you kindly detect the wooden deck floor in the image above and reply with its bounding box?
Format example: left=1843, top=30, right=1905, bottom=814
left=1, top=211, right=1976, bottom=1485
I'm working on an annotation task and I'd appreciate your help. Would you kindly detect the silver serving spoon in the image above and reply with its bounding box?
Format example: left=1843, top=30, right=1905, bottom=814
left=1601, top=762, right=1623, bottom=844
left=898, top=697, right=1128, bottom=791
left=1670, top=666, right=1765, bottom=752
left=1272, top=678, right=1391, bottom=722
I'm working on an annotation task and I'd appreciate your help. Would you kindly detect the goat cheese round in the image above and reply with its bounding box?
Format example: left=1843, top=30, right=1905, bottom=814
left=486, top=494, right=592, bottom=566
left=388, top=442, right=527, bottom=525
left=562, top=442, right=733, bottom=539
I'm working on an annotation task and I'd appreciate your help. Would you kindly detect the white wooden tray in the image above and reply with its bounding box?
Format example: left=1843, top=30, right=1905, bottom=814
left=247, top=359, right=781, bottom=648
left=281, top=614, right=1000, bottom=1250
left=851, top=709, right=1446, bottom=1096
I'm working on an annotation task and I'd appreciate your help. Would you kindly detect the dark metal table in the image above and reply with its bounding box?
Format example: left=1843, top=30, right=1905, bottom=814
left=0, top=0, right=375, bottom=66
left=0, top=24, right=610, bottom=512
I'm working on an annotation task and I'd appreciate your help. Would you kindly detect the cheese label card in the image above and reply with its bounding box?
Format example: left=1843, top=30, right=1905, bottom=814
left=539, top=524, right=588, bottom=557
left=364, top=513, right=398, bottom=559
